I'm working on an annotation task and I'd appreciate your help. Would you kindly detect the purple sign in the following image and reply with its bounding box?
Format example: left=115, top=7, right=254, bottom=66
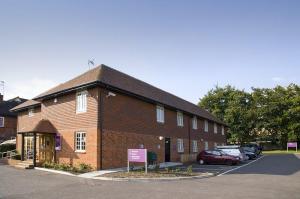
left=287, top=142, right=297, bottom=148
left=128, top=149, right=147, bottom=163
left=55, top=134, right=61, bottom=151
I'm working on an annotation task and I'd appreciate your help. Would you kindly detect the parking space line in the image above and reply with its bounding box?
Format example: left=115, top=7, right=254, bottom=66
left=217, top=155, right=265, bottom=176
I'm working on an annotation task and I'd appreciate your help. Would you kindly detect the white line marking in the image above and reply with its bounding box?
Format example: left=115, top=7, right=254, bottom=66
left=217, top=155, right=265, bottom=176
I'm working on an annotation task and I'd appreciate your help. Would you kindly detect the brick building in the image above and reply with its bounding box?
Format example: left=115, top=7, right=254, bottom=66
left=12, top=65, right=227, bottom=169
left=0, top=94, right=26, bottom=143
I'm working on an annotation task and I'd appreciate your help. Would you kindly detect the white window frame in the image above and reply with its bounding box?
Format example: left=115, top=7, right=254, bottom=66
left=156, top=105, right=164, bottom=123
left=214, top=123, right=218, bottom=134
left=76, top=90, right=88, bottom=113
left=0, top=117, right=4, bottom=128
left=28, top=108, right=34, bottom=117
left=192, top=116, right=197, bottom=130
left=75, top=131, right=86, bottom=152
left=177, top=139, right=184, bottom=153
left=192, top=140, right=198, bottom=153
left=205, top=141, right=209, bottom=150
left=222, top=126, right=225, bottom=135
left=177, top=111, right=184, bottom=127
left=204, top=120, right=209, bottom=132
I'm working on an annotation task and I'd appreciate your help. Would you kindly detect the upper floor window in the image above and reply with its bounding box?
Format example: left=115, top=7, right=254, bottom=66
left=177, top=139, right=184, bottom=153
left=204, top=120, right=209, bottom=132
left=192, top=116, right=197, bottom=130
left=0, top=117, right=4, bottom=127
left=156, top=105, right=164, bottom=123
left=177, top=111, right=184, bottom=126
left=214, top=123, right=218, bottom=134
left=28, top=108, right=34, bottom=117
left=222, top=126, right=225, bottom=135
left=75, top=131, right=86, bottom=152
left=76, top=90, right=87, bottom=113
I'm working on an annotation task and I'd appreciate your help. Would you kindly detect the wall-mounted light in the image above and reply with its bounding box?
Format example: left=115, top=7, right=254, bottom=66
left=106, top=91, right=116, bottom=98
left=158, top=136, right=164, bottom=141
left=54, top=98, right=58, bottom=103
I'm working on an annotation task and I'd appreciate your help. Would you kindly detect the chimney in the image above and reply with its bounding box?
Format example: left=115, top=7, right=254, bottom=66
left=0, top=94, right=3, bottom=103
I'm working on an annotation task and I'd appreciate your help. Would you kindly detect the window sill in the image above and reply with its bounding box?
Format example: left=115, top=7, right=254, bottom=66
left=76, top=111, right=87, bottom=114
left=75, top=150, right=86, bottom=154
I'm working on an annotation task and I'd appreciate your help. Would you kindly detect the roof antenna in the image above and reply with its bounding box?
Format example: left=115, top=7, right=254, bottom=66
left=88, top=58, right=95, bottom=70
left=0, top=81, right=4, bottom=96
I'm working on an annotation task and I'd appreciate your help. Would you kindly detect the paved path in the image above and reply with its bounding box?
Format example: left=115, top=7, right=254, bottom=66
left=0, top=154, right=300, bottom=199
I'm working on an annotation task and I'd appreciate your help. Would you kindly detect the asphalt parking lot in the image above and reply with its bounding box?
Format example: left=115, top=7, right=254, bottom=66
left=0, top=154, right=300, bottom=199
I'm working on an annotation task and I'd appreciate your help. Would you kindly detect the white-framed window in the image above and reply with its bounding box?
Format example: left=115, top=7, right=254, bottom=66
left=177, top=111, right=184, bottom=126
left=75, top=132, right=86, bottom=152
left=156, top=105, right=164, bottom=123
left=205, top=141, right=209, bottom=150
left=222, top=126, right=225, bottom=135
left=28, top=108, right=34, bottom=117
left=177, top=139, right=184, bottom=153
left=204, top=120, right=209, bottom=132
left=0, top=117, right=4, bottom=128
left=192, top=116, right=197, bottom=130
left=192, top=140, right=198, bottom=153
left=76, top=90, right=88, bottom=113
left=214, top=123, right=218, bottom=134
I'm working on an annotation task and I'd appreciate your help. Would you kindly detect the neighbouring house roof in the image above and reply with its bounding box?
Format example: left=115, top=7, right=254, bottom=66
left=12, top=64, right=226, bottom=125
left=10, top=99, right=41, bottom=112
left=17, top=119, right=57, bottom=134
left=0, top=97, right=27, bottom=117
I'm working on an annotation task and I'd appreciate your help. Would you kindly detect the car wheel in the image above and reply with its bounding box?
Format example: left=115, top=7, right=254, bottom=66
left=226, top=160, right=233, bottom=166
left=199, top=159, right=205, bottom=165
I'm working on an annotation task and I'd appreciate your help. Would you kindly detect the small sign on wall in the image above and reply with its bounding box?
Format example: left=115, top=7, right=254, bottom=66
left=55, top=134, right=62, bottom=151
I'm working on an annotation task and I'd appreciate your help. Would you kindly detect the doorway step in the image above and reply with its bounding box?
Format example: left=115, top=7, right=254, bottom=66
left=14, top=161, right=34, bottom=169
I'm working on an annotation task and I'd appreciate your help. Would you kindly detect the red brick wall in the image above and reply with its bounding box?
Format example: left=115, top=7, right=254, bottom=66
left=0, top=116, right=17, bottom=141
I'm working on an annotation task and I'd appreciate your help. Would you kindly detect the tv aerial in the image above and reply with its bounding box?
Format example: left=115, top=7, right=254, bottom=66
left=88, top=58, right=95, bottom=69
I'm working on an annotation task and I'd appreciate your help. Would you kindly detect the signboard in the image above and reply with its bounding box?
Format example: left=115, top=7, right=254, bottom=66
left=128, top=149, right=147, bottom=173
left=287, top=142, right=298, bottom=152
left=55, top=134, right=62, bottom=151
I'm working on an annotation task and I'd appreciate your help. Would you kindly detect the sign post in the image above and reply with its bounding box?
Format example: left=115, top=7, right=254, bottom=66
left=287, top=142, right=298, bottom=152
left=128, top=149, right=147, bottom=174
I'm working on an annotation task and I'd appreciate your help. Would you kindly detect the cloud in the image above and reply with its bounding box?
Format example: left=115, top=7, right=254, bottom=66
left=272, top=77, right=284, bottom=83
left=3, top=78, right=57, bottom=100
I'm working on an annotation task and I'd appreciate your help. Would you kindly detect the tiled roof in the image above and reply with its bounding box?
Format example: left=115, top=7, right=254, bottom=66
left=10, top=99, right=41, bottom=112
left=15, top=64, right=226, bottom=125
left=0, top=97, right=27, bottom=117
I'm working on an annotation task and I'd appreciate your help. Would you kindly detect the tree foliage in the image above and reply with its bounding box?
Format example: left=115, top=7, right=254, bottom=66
left=199, top=84, right=300, bottom=148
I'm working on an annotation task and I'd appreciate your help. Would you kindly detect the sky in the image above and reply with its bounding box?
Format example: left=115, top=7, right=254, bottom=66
left=0, top=0, right=300, bottom=104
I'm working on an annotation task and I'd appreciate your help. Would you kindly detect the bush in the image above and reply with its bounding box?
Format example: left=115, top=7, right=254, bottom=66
left=187, top=165, right=193, bottom=174
left=77, top=163, right=93, bottom=173
left=0, top=144, right=16, bottom=153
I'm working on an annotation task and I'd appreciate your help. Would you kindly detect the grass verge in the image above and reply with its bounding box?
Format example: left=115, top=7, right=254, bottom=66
left=263, top=150, right=300, bottom=155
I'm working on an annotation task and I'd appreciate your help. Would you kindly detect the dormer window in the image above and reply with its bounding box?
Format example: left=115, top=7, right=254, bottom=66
left=28, top=108, right=34, bottom=117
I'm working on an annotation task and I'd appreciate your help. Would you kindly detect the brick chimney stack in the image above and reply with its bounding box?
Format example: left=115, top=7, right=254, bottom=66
left=0, top=93, right=3, bottom=103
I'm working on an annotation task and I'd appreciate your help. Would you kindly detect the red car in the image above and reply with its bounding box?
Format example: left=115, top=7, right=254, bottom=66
left=197, top=150, right=240, bottom=165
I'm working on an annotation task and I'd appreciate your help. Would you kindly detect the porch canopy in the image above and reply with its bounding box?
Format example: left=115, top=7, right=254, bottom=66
left=18, top=120, right=57, bottom=166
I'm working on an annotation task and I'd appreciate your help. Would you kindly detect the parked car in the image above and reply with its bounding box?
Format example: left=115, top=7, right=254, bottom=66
left=242, top=147, right=257, bottom=160
left=216, top=145, right=249, bottom=161
left=197, top=150, right=240, bottom=165
left=243, top=143, right=262, bottom=155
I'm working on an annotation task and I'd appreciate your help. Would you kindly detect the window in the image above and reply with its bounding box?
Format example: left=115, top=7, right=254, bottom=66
left=214, top=123, right=218, bottom=134
left=192, top=116, right=197, bottom=130
left=177, top=139, right=184, bottom=153
left=0, top=117, right=4, bottom=127
left=205, top=141, right=209, bottom=150
left=28, top=108, right=34, bottom=117
left=177, top=111, right=184, bottom=126
left=75, top=132, right=86, bottom=152
left=192, top=140, right=198, bottom=153
left=76, top=90, right=87, bottom=113
left=204, top=120, right=209, bottom=132
left=222, top=126, right=225, bottom=135
left=156, top=105, right=164, bottom=123
left=214, top=142, right=218, bottom=148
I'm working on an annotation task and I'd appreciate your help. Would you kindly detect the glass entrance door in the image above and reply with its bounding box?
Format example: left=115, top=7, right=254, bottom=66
left=24, top=136, right=34, bottom=161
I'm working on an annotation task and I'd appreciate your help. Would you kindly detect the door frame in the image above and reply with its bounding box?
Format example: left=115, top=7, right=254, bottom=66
left=165, top=138, right=171, bottom=162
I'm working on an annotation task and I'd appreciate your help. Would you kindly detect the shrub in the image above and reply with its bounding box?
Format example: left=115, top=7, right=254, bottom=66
left=187, top=165, right=193, bottom=174
left=77, top=163, right=93, bottom=173
left=0, top=144, right=16, bottom=153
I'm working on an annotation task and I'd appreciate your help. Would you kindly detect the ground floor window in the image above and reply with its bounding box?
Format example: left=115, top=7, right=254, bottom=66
left=177, top=139, right=184, bottom=153
left=192, top=140, right=198, bottom=153
left=75, top=132, right=86, bottom=152
left=0, top=117, right=4, bottom=127
left=205, top=141, right=209, bottom=150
